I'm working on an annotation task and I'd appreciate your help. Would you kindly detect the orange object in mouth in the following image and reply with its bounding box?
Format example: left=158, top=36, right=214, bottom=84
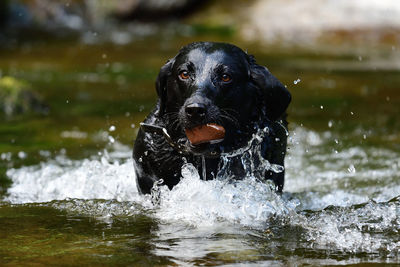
left=185, top=123, right=225, bottom=145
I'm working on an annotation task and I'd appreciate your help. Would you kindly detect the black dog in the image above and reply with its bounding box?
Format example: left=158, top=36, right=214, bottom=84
left=133, top=42, right=291, bottom=194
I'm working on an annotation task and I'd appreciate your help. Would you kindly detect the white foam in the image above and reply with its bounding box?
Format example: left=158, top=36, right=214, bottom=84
left=298, top=198, right=400, bottom=254
left=5, top=149, right=139, bottom=204
left=154, top=163, right=297, bottom=227
left=3, top=127, right=400, bottom=255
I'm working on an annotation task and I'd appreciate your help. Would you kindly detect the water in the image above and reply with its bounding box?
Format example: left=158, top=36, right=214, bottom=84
left=2, top=125, right=400, bottom=265
left=1, top=34, right=400, bottom=264
left=218, top=126, right=285, bottom=178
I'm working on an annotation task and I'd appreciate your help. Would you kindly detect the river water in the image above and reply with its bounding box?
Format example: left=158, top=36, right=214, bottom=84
left=1, top=37, right=399, bottom=265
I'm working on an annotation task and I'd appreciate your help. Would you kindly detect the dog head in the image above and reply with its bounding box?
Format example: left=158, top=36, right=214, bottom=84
left=155, top=42, right=291, bottom=154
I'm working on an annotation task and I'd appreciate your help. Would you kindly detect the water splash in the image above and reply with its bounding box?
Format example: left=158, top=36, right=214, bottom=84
left=217, top=126, right=285, bottom=180
left=153, top=162, right=296, bottom=227
left=297, top=197, right=400, bottom=254
left=3, top=126, right=400, bottom=257
left=5, top=144, right=139, bottom=204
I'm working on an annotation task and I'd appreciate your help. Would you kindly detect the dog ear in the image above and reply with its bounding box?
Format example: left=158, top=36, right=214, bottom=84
left=250, top=63, right=291, bottom=121
left=155, top=59, right=174, bottom=116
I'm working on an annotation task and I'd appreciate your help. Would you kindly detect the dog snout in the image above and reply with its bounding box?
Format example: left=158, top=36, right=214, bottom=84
left=180, top=95, right=218, bottom=129
left=185, top=103, right=206, bottom=120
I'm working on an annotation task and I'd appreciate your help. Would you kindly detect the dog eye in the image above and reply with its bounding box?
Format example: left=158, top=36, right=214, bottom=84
left=221, top=74, right=231, bottom=82
left=179, top=71, right=190, bottom=80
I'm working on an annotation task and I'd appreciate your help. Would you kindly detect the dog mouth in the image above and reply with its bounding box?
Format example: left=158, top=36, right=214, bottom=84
left=185, top=123, right=225, bottom=146
left=139, top=122, right=225, bottom=157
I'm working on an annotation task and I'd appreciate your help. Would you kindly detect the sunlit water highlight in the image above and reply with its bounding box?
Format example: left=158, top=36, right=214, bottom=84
left=3, top=126, right=400, bottom=260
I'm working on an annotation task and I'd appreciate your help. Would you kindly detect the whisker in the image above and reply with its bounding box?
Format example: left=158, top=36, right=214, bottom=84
left=220, top=113, right=240, bottom=127
left=221, top=108, right=239, bottom=122
left=162, top=110, right=182, bottom=131
left=222, top=108, right=239, bottom=117
left=171, top=118, right=181, bottom=130
left=164, top=111, right=178, bottom=118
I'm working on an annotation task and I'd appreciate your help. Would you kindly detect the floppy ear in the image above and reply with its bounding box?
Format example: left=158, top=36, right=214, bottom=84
left=155, top=59, right=174, bottom=116
left=250, top=63, right=291, bottom=121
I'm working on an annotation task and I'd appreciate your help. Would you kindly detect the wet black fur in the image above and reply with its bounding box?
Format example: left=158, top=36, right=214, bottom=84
left=133, top=42, right=291, bottom=194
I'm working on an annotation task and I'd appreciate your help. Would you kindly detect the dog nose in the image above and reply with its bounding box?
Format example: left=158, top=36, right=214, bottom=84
left=185, top=103, right=206, bottom=120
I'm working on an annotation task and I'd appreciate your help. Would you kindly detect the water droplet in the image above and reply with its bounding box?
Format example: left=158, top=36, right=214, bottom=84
left=18, top=151, right=27, bottom=159
left=328, top=120, right=333, bottom=128
left=109, top=125, right=116, bottom=132
left=181, top=163, right=200, bottom=180
left=1, top=152, right=12, bottom=161
left=39, top=150, right=51, bottom=157
left=347, top=164, right=356, bottom=173
left=320, top=106, right=324, bottom=110
left=293, top=78, right=301, bottom=85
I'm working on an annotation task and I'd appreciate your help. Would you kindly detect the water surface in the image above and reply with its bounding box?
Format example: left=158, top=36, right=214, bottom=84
left=1, top=37, right=400, bottom=265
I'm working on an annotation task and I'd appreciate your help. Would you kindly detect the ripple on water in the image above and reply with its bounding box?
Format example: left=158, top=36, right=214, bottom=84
left=3, top=127, right=400, bottom=258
